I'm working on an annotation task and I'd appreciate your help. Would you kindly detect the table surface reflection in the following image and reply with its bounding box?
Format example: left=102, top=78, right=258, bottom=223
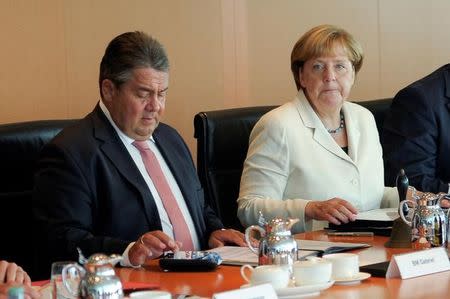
left=115, top=231, right=450, bottom=299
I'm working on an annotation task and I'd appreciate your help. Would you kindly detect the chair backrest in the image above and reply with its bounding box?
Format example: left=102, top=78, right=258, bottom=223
left=0, top=119, right=77, bottom=278
left=194, top=106, right=277, bottom=230
left=193, top=98, right=392, bottom=231
left=357, top=98, right=393, bottom=136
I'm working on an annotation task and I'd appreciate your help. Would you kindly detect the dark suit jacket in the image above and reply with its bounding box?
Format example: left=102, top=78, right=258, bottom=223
left=382, top=64, right=450, bottom=192
left=32, top=105, right=223, bottom=278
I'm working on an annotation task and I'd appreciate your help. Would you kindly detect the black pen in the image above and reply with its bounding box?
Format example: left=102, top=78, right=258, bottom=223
left=327, top=232, right=374, bottom=237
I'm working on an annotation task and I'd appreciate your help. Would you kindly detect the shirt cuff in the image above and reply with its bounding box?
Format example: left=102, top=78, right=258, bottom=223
left=120, top=242, right=141, bottom=268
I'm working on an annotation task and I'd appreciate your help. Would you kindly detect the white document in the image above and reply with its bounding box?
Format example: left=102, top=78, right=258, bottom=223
left=356, top=208, right=399, bottom=221
left=207, top=246, right=318, bottom=266
left=208, top=246, right=258, bottom=266
left=213, top=283, right=277, bottom=299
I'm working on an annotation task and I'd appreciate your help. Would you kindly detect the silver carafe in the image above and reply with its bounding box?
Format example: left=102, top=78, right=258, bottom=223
left=245, top=212, right=298, bottom=274
left=62, top=249, right=123, bottom=299
left=399, top=192, right=449, bottom=249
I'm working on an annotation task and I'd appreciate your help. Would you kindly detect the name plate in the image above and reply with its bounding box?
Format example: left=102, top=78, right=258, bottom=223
left=212, top=283, right=277, bottom=299
left=386, top=247, right=450, bottom=279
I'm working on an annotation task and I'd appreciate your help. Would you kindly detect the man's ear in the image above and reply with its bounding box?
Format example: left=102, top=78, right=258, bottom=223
left=101, top=79, right=115, bottom=102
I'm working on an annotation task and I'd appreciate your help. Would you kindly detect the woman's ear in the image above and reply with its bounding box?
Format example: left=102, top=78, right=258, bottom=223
left=101, top=79, right=115, bottom=102
left=350, top=67, right=356, bottom=86
left=348, top=64, right=356, bottom=86
left=298, top=68, right=306, bottom=89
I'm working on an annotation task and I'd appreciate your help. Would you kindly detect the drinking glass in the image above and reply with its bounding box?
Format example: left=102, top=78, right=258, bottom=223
left=51, top=261, right=80, bottom=299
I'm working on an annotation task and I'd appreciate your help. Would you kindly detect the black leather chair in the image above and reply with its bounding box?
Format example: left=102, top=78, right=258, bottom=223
left=194, top=106, right=276, bottom=230
left=193, top=98, right=392, bottom=231
left=0, top=119, right=77, bottom=278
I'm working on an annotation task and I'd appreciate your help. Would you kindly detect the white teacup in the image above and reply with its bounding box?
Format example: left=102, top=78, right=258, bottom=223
left=323, top=253, right=359, bottom=280
left=293, top=257, right=332, bottom=286
left=240, top=264, right=290, bottom=289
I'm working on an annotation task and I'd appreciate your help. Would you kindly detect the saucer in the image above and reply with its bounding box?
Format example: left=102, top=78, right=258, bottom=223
left=334, top=272, right=371, bottom=285
left=276, top=280, right=334, bottom=298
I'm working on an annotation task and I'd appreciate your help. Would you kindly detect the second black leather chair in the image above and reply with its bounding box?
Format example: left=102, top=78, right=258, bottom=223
left=194, top=106, right=276, bottom=230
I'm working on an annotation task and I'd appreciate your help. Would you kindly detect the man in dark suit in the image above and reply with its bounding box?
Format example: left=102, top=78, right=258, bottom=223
left=33, top=31, right=245, bottom=277
left=382, top=64, right=450, bottom=193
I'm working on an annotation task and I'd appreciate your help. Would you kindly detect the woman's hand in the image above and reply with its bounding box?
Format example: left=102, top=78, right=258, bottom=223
left=440, top=198, right=450, bottom=208
left=305, top=198, right=358, bottom=225
left=435, top=192, right=450, bottom=208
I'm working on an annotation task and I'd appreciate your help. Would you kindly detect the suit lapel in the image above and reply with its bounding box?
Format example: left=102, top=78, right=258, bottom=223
left=444, top=66, right=450, bottom=107
left=295, top=93, right=354, bottom=164
left=91, top=105, right=160, bottom=226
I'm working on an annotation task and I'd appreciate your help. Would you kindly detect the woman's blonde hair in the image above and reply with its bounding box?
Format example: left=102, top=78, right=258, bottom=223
left=291, top=24, right=363, bottom=90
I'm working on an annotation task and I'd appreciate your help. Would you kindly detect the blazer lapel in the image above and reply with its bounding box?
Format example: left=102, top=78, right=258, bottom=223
left=91, top=105, right=160, bottom=225
left=343, top=105, right=360, bottom=163
left=295, top=93, right=354, bottom=164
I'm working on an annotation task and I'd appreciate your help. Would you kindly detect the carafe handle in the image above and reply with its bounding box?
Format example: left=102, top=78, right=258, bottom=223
left=62, top=263, right=85, bottom=298
left=447, top=204, right=450, bottom=222
left=245, top=225, right=265, bottom=255
left=399, top=199, right=416, bottom=226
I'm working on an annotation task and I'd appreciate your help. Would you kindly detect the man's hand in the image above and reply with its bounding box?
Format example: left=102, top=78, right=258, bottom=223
left=128, top=231, right=181, bottom=266
left=0, top=261, right=31, bottom=286
left=305, top=198, right=357, bottom=225
left=208, top=229, right=247, bottom=248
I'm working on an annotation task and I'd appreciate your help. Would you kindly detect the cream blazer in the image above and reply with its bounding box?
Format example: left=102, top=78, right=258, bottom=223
left=237, top=92, right=398, bottom=233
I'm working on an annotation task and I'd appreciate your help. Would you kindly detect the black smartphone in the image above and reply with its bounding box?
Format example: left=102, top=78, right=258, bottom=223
left=159, top=251, right=220, bottom=271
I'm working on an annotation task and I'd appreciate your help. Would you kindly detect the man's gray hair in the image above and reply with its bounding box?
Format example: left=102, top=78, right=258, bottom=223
left=99, top=31, right=169, bottom=97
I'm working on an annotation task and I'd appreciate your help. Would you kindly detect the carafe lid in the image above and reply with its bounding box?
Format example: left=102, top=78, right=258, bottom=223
left=77, top=247, right=122, bottom=266
left=258, top=212, right=299, bottom=234
left=418, top=192, right=440, bottom=206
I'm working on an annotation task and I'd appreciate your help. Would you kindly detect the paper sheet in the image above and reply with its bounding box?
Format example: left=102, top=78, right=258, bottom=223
left=208, top=246, right=258, bottom=265
left=356, top=208, right=399, bottom=221
left=207, top=241, right=370, bottom=266
left=33, top=280, right=159, bottom=299
left=207, top=246, right=317, bottom=266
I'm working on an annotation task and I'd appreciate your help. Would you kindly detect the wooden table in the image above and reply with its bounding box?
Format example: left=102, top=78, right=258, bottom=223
left=115, top=231, right=450, bottom=298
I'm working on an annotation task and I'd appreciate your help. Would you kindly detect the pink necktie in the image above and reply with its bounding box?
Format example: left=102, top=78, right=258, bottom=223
left=133, top=140, right=195, bottom=251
